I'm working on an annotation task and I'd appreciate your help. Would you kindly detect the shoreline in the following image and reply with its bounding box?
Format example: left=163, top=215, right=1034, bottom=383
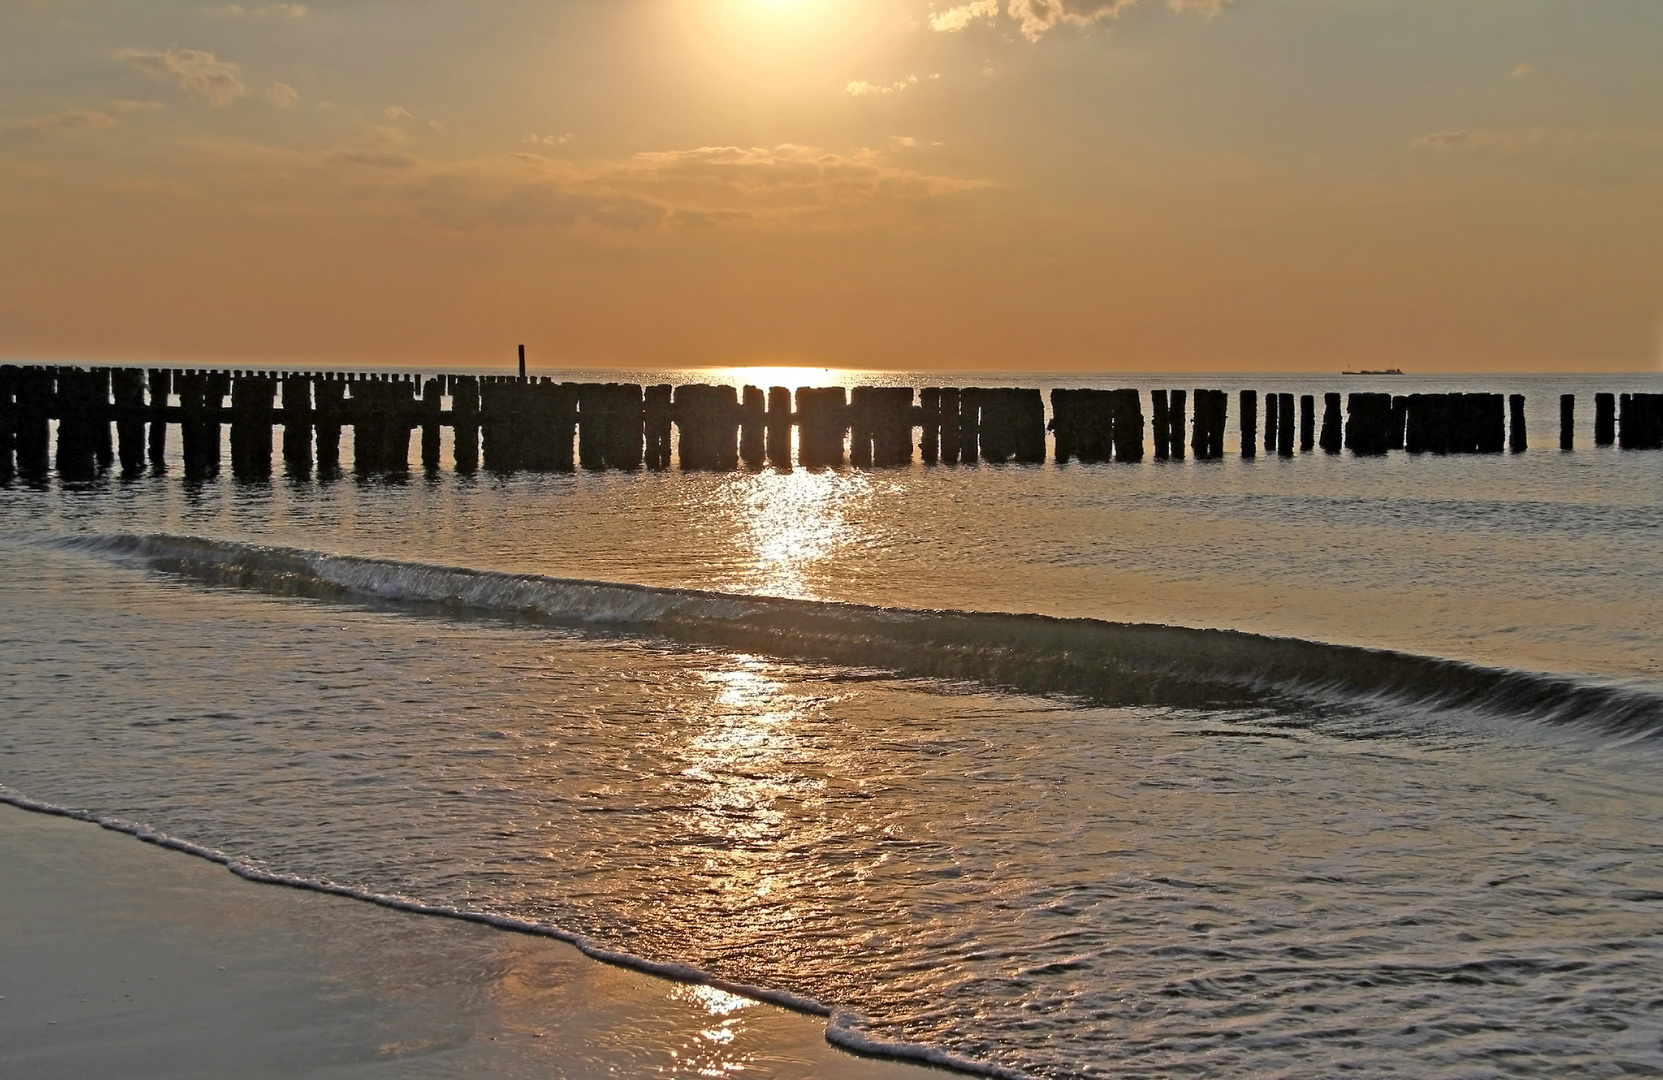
left=0, top=800, right=945, bottom=1079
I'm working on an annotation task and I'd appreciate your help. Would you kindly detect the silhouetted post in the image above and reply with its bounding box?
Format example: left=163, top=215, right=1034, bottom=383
left=675, top=384, right=740, bottom=470
left=1240, top=390, right=1257, bottom=459
left=1388, top=396, right=1407, bottom=450
left=795, top=386, right=847, bottom=468
left=1277, top=393, right=1295, bottom=456
left=577, top=383, right=606, bottom=469
left=282, top=376, right=314, bottom=476
left=451, top=376, right=479, bottom=472
left=1263, top=389, right=1277, bottom=453
left=611, top=383, right=644, bottom=470
left=875, top=387, right=920, bottom=466
left=54, top=369, right=99, bottom=481
left=112, top=368, right=147, bottom=477
left=1345, top=393, right=1392, bottom=455
left=1319, top=392, right=1342, bottom=453
left=0, top=365, right=14, bottom=480
left=145, top=369, right=171, bottom=470
left=1617, top=393, right=1633, bottom=449
left=1509, top=394, right=1527, bottom=453
left=93, top=369, right=114, bottom=471
left=14, top=368, right=51, bottom=478
left=1167, top=390, right=1186, bottom=460
left=230, top=374, right=275, bottom=480
left=938, top=388, right=961, bottom=463
left=314, top=377, right=344, bottom=473
left=518, top=345, right=526, bottom=380
left=1150, top=389, right=1170, bottom=460
left=645, top=384, right=673, bottom=469
left=205, top=372, right=229, bottom=475
left=957, top=388, right=980, bottom=464
left=740, top=385, right=767, bottom=469
left=763, top=386, right=791, bottom=468
left=848, top=387, right=875, bottom=467
left=1559, top=394, right=1575, bottom=451
left=1111, top=389, right=1144, bottom=461
left=176, top=373, right=209, bottom=479
left=421, top=378, right=443, bottom=470
left=920, top=388, right=941, bottom=464
left=1298, top=394, right=1315, bottom=452
left=1049, top=389, right=1076, bottom=463
left=1594, top=392, right=1615, bottom=446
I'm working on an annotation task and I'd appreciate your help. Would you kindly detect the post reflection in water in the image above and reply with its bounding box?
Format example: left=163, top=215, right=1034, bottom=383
left=719, top=468, right=872, bottom=598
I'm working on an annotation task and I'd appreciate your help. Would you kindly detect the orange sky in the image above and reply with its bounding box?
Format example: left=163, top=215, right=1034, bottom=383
left=2, top=0, right=1661, bottom=372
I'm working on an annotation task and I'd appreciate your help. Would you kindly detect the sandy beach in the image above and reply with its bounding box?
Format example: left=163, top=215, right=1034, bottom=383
left=0, top=803, right=934, bottom=1079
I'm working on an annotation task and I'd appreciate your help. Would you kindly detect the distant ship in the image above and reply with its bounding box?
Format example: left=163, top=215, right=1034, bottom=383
left=1341, top=368, right=1405, bottom=375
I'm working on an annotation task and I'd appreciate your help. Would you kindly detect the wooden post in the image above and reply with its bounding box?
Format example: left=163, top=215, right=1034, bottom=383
left=1150, top=389, right=1169, bottom=460
left=740, top=385, right=766, bottom=469
left=1167, top=389, right=1186, bottom=460
left=1240, top=390, right=1257, bottom=459
left=1319, top=392, right=1342, bottom=453
left=1509, top=394, right=1527, bottom=453
left=848, top=387, right=875, bottom=467
left=1276, top=393, right=1295, bottom=456
left=643, top=384, right=672, bottom=469
left=1013, top=389, right=1045, bottom=463
left=282, top=375, right=314, bottom=476
left=957, top=388, right=981, bottom=464
left=1112, top=389, right=1144, bottom=462
left=1559, top=394, right=1574, bottom=451
left=230, top=374, right=275, bottom=480
left=111, top=369, right=146, bottom=476
left=314, top=376, right=345, bottom=474
left=421, top=378, right=443, bottom=470
left=938, top=388, right=961, bottom=464
left=764, top=386, right=791, bottom=467
left=1298, top=394, right=1314, bottom=452
left=1594, top=392, right=1615, bottom=446
left=451, top=376, right=479, bottom=472
left=518, top=344, right=526, bottom=380
left=146, top=369, right=170, bottom=471
left=0, top=365, right=14, bottom=480
left=920, top=388, right=941, bottom=464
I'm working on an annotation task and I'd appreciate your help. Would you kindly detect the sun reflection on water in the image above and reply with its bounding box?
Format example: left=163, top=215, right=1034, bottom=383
left=722, top=469, right=871, bottom=598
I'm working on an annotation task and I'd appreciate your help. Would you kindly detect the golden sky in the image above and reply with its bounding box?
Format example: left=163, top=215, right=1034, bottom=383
left=2, top=0, right=1660, bottom=371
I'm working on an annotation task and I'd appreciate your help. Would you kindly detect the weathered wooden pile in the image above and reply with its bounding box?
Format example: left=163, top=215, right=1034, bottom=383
left=0, top=364, right=1658, bottom=482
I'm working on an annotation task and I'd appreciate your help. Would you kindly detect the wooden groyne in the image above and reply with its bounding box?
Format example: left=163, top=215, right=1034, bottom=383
left=0, top=364, right=1659, bottom=481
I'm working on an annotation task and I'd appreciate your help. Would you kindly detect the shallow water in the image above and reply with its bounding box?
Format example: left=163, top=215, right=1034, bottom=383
left=2, top=370, right=1661, bottom=1077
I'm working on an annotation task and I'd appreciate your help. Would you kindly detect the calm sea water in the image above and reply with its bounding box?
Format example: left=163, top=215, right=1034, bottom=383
left=2, top=370, right=1661, bottom=1078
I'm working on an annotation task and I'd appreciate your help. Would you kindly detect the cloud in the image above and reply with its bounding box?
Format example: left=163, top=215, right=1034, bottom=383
left=845, top=75, right=919, bottom=97
left=119, top=47, right=246, bottom=107
left=109, top=100, right=166, bottom=113
left=0, top=109, right=117, bottom=140
left=384, top=106, right=413, bottom=121
left=526, top=133, right=572, bottom=147
left=1510, top=62, right=1536, bottom=80
left=201, top=4, right=306, bottom=18
left=323, top=149, right=421, bottom=169
left=1412, top=126, right=1663, bottom=153
left=930, top=0, right=998, bottom=32
left=264, top=83, right=299, bottom=109
left=933, top=0, right=1233, bottom=39
left=1413, top=130, right=1470, bottom=148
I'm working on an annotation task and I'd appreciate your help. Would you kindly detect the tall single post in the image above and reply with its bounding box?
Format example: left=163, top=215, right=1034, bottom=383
left=1594, top=393, right=1615, bottom=446
left=112, top=368, right=147, bottom=476
left=740, top=385, right=766, bottom=469
left=421, top=378, right=443, bottom=470
left=282, top=376, right=314, bottom=476
left=147, top=369, right=171, bottom=470
left=920, top=388, right=941, bottom=464
left=1167, top=390, right=1186, bottom=460
left=1150, top=390, right=1170, bottom=460
left=518, top=345, right=526, bottom=381
left=1559, top=394, right=1575, bottom=451
left=1319, top=392, right=1342, bottom=453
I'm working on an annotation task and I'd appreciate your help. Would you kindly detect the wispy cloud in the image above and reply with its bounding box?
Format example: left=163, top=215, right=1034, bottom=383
left=932, top=0, right=1232, bottom=40
left=845, top=75, right=919, bottom=97
left=384, top=106, right=413, bottom=121
left=109, top=100, right=167, bottom=114
left=0, top=109, right=117, bottom=140
left=119, top=47, right=246, bottom=107
left=930, top=0, right=998, bottom=32
left=1413, top=126, right=1663, bottom=153
left=201, top=4, right=306, bottom=18
left=264, top=83, right=299, bottom=109
left=526, top=133, right=572, bottom=147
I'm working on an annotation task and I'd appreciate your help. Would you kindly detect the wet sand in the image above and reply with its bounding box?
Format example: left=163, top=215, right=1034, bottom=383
left=0, top=803, right=934, bottom=1079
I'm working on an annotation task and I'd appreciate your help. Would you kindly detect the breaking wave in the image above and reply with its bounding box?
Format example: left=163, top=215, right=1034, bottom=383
left=56, top=531, right=1663, bottom=739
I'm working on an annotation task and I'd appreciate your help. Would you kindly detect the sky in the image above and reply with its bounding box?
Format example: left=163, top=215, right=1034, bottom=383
left=2, top=0, right=1660, bottom=372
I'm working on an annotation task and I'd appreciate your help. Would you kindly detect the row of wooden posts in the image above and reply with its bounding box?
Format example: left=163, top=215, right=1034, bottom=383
left=1, top=365, right=1660, bottom=482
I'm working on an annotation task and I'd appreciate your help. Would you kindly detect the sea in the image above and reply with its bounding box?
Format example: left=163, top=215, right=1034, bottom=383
left=2, top=369, right=1661, bottom=1079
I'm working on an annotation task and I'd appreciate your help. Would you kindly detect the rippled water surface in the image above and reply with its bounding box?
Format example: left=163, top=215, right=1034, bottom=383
left=2, top=370, right=1662, bottom=1077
